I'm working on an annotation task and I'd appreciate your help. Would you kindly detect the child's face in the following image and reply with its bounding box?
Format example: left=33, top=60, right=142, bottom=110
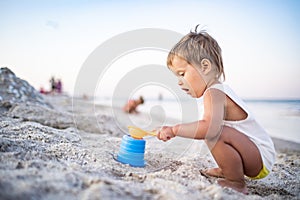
left=169, top=56, right=206, bottom=98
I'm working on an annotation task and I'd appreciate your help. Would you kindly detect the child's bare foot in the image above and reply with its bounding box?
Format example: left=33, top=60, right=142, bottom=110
left=201, top=168, right=225, bottom=178
left=217, top=178, right=248, bottom=194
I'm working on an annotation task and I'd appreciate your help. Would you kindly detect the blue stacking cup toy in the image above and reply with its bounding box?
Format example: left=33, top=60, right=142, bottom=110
left=117, top=135, right=146, bottom=167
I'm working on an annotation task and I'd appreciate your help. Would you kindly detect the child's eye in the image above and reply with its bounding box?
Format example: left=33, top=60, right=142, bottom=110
left=178, top=72, right=185, bottom=76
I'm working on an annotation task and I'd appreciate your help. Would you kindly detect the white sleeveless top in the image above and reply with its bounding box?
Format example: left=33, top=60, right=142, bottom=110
left=206, top=84, right=276, bottom=171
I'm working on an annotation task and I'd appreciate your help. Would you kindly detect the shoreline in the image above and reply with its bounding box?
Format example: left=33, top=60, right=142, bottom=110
left=93, top=96, right=300, bottom=145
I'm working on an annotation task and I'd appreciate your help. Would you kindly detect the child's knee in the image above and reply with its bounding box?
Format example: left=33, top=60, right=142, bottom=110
left=205, top=128, right=230, bottom=149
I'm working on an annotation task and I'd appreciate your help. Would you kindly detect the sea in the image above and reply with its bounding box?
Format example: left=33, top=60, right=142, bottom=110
left=95, top=97, right=300, bottom=144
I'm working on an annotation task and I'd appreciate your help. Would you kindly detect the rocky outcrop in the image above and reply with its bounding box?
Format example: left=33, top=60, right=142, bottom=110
left=0, top=67, right=52, bottom=109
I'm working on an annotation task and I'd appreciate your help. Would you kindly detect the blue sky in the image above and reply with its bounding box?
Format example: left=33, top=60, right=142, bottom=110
left=0, top=0, right=300, bottom=99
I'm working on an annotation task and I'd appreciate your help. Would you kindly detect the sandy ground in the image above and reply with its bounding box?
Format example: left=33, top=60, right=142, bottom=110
left=0, top=95, right=299, bottom=200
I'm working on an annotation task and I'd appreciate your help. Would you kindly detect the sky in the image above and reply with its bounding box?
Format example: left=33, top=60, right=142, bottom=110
left=1, top=0, right=300, bottom=99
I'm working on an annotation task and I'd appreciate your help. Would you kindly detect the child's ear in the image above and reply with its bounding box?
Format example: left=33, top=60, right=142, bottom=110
left=200, top=59, right=212, bottom=75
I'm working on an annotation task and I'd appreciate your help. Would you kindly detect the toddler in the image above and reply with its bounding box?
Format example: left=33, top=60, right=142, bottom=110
left=156, top=26, right=276, bottom=194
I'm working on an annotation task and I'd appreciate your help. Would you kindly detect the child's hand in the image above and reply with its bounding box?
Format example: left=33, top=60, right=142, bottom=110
left=156, top=126, right=176, bottom=142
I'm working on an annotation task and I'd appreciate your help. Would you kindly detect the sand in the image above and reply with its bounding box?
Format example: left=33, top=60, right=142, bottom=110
left=0, top=94, right=299, bottom=200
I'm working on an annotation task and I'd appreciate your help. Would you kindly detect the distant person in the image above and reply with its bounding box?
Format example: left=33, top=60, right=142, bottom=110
left=123, top=96, right=144, bottom=114
left=154, top=25, right=276, bottom=194
left=56, top=79, right=62, bottom=93
left=49, top=76, right=56, bottom=93
left=39, top=87, right=46, bottom=94
left=158, top=93, right=163, bottom=101
left=82, top=94, right=89, bottom=100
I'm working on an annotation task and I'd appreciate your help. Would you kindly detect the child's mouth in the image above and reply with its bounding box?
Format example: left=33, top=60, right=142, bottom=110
left=181, top=88, right=190, bottom=94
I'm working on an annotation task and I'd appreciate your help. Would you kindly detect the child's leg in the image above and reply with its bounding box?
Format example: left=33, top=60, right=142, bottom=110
left=205, top=126, right=263, bottom=194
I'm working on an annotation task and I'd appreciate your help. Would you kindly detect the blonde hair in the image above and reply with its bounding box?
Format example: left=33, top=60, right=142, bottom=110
left=167, top=25, right=225, bottom=81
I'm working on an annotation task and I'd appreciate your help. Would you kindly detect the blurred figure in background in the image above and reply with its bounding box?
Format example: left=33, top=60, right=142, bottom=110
left=49, top=76, right=56, bottom=94
left=123, top=96, right=144, bottom=114
left=56, top=79, right=62, bottom=93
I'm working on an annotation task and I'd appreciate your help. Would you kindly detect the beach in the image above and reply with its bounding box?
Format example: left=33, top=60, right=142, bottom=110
left=1, top=68, right=300, bottom=200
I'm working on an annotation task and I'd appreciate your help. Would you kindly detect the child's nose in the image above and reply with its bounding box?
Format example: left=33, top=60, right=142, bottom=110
left=178, top=78, right=183, bottom=86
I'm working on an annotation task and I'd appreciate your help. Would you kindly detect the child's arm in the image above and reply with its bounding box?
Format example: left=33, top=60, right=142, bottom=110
left=157, top=89, right=225, bottom=141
